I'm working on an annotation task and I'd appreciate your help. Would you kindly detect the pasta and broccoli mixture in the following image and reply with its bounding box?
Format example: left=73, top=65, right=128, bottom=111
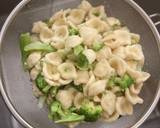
left=19, top=0, right=150, bottom=127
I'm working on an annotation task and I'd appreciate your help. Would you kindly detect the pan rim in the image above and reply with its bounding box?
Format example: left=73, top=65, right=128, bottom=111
left=0, top=0, right=160, bottom=128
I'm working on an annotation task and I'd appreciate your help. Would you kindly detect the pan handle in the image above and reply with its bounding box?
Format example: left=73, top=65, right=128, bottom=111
left=149, top=13, right=160, bottom=26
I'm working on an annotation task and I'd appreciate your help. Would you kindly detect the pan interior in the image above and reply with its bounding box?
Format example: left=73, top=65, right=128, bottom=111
left=1, top=0, right=160, bottom=128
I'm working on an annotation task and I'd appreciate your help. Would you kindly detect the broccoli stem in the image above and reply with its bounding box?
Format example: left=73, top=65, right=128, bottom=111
left=24, top=41, right=56, bottom=52
left=19, top=33, right=31, bottom=69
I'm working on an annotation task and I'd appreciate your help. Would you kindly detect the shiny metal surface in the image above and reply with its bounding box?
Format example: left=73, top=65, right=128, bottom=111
left=0, top=0, right=160, bottom=128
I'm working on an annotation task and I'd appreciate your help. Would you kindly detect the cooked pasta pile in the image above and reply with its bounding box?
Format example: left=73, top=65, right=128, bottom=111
left=19, top=0, right=150, bottom=127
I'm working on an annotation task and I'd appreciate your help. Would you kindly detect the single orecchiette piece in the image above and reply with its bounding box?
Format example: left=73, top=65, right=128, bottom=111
left=78, top=0, right=92, bottom=13
left=88, top=6, right=107, bottom=19
left=30, top=67, right=40, bottom=80
left=125, top=88, right=143, bottom=105
left=42, top=62, right=59, bottom=80
left=52, top=25, right=69, bottom=40
left=88, top=80, right=106, bottom=96
left=58, top=62, right=77, bottom=80
left=93, top=95, right=101, bottom=103
left=56, top=88, right=76, bottom=109
left=26, top=52, right=41, bottom=68
left=58, top=78, right=72, bottom=85
left=113, top=46, right=126, bottom=59
left=127, top=67, right=150, bottom=83
left=45, top=78, right=61, bottom=86
left=50, top=10, right=67, bottom=26
left=126, top=60, right=138, bottom=70
left=94, top=59, right=115, bottom=78
left=79, top=26, right=98, bottom=46
left=102, top=111, right=119, bottom=122
left=74, top=92, right=85, bottom=108
left=39, top=26, right=54, bottom=43
left=109, top=56, right=127, bottom=76
left=130, top=33, right=140, bottom=44
left=86, top=18, right=110, bottom=33
left=32, top=21, right=47, bottom=33
left=116, top=96, right=133, bottom=116
left=51, top=37, right=65, bottom=49
left=96, top=46, right=112, bottom=61
left=101, top=91, right=116, bottom=115
left=68, top=9, right=86, bottom=25
left=45, top=52, right=62, bottom=66
left=83, top=71, right=96, bottom=96
left=125, top=44, right=144, bottom=65
left=83, top=49, right=96, bottom=64
left=107, top=17, right=121, bottom=27
left=129, top=83, right=143, bottom=95
left=103, top=29, right=131, bottom=49
left=65, top=35, right=83, bottom=48
left=74, top=70, right=89, bottom=85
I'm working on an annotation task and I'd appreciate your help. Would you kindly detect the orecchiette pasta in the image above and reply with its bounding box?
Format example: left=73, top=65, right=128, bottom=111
left=94, top=59, right=115, bottom=78
left=39, top=26, right=54, bottom=43
left=78, top=0, right=92, bottom=13
left=88, top=80, right=106, bottom=96
left=109, top=56, right=127, bottom=76
left=58, top=62, right=77, bottom=80
left=65, top=35, right=83, bottom=48
left=74, top=92, right=85, bottom=108
left=56, top=88, right=76, bottom=109
left=86, top=18, right=110, bottom=33
left=96, top=46, right=112, bottom=61
left=83, top=49, right=96, bottom=64
left=116, top=97, right=133, bottom=116
left=79, top=26, right=98, bottom=46
left=102, top=111, right=119, bottom=122
left=125, top=44, right=144, bottom=65
left=44, top=52, right=62, bottom=66
left=52, top=25, right=69, bottom=40
left=107, top=17, right=121, bottom=27
left=22, top=0, right=150, bottom=126
left=101, top=91, right=116, bottom=115
left=129, top=83, right=143, bottom=95
left=127, top=67, right=150, bottom=83
left=74, top=70, right=89, bottom=85
left=68, top=9, right=86, bottom=25
left=88, top=6, right=107, bottom=19
left=125, top=88, right=143, bottom=105
left=26, top=52, right=41, bottom=68
left=32, top=21, right=47, bottom=33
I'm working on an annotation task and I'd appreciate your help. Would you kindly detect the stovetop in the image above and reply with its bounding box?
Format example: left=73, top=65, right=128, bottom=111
left=0, top=0, right=160, bottom=128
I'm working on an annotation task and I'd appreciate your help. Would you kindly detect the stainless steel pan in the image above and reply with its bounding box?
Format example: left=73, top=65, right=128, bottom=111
left=0, top=0, right=160, bottom=128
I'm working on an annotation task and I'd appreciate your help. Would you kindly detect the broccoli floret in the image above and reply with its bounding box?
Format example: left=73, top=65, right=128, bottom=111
left=78, top=100, right=102, bottom=122
left=50, top=101, right=84, bottom=123
left=69, top=27, right=79, bottom=36
left=111, top=74, right=134, bottom=90
left=73, top=45, right=84, bottom=56
left=92, top=42, right=104, bottom=51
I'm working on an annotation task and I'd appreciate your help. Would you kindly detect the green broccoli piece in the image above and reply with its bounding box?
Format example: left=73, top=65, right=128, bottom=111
left=24, top=41, right=56, bottom=52
left=75, top=53, right=89, bottom=70
left=50, top=101, right=84, bottom=123
left=19, top=33, right=31, bottom=69
left=35, top=74, right=48, bottom=90
left=73, top=45, right=84, bottom=56
left=78, top=100, right=102, bottom=122
left=69, top=27, right=79, bottom=36
left=49, top=86, right=59, bottom=98
left=35, top=74, right=53, bottom=94
left=93, top=12, right=100, bottom=17
left=70, top=82, right=83, bottom=92
left=114, top=74, right=134, bottom=90
left=55, top=113, right=85, bottom=123
left=92, top=42, right=104, bottom=51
